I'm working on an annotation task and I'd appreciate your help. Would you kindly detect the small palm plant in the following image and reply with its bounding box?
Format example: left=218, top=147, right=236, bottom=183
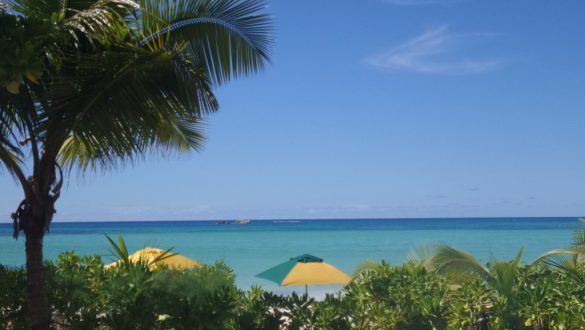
left=535, top=220, right=585, bottom=284
left=424, top=244, right=525, bottom=328
left=105, top=234, right=176, bottom=270
left=425, top=245, right=524, bottom=300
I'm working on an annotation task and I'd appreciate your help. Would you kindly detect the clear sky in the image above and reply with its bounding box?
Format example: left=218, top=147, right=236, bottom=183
left=1, top=0, right=585, bottom=221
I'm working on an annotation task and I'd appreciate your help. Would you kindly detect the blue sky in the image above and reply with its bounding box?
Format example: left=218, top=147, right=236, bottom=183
left=2, top=0, right=585, bottom=221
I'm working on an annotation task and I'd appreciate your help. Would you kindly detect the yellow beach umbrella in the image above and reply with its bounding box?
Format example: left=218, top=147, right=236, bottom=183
left=105, top=247, right=201, bottom=270
left=256, top=254, right=351, bottom=294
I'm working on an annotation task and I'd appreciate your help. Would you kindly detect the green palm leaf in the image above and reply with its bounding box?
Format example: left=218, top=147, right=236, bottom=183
left=426, top=244, right=491, bottom=281
left=573, top=219, right=585, bottom=248
left=138, top=0, right=272, bottom=85
left=50, top=44, right=215, bottom=170
left=0, top=92, right=29, bottom=183
left=105, top=234, right=177, bottom=269
left=62, top=0, right=138, bottom=45
left=105, top=234, right=131, bottom=266
left=534, top=221, right=585, bottom=282
left=352, top=259, right=379, bottom=277
left=426, top=244, right=524, bottom=302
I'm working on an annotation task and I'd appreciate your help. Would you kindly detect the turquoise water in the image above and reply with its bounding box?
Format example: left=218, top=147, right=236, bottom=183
left=0, top=218, right=579, bottom=297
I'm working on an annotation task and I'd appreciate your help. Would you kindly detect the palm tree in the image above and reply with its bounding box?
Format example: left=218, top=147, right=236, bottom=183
left=0, top=0, right=272, bottom=328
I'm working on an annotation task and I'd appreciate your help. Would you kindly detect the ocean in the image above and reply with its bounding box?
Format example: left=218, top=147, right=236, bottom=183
left=0, top=217, right=580, bottom=297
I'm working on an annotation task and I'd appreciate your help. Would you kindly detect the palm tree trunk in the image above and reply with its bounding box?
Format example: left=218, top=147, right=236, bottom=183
left=25, top=228, right=49, bottom=330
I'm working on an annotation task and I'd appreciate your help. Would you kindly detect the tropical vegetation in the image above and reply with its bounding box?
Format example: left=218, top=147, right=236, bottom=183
left=0, top=0, right=272, bottom=327
left=1, top=224, right=584, bottom=329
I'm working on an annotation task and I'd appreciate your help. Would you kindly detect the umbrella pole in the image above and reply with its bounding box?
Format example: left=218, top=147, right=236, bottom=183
left=305, top=284, right=308, bottom=296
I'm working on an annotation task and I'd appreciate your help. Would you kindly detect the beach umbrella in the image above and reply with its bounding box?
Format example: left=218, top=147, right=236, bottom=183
left=255, top=254, right=351, bottom=295
left=105, top=247, right=201, bottom=270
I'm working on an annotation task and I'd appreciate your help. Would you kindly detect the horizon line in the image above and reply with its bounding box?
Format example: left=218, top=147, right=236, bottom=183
left=0, top=215, right=582, bottom=225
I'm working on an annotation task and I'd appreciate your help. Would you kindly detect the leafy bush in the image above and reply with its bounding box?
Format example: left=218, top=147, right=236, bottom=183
left=46, top=252, right=106, bottom=329
left=228, top=286, right=283, bottom=330
left=151, top=262, right=239, bottom=330
left=345, top=261, right=449, bottom=330
left=0, top=265, right=27, bottom=329
left=515, top=267, right=585, bottom=329
left=100, top=265, right=159, bottom=329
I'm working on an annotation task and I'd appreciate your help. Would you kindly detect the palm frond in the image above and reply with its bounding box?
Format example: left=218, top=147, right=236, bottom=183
left=48, top=43, right=215, bottom=171
left=0, top=92, right=27, bottom=181
left=544, top=254, right=585, bottom=284
left=0, top=136, right=25, bottom=179
left=138, top=0, right=272, bottom=85
left=512, top=246, right=524, bottom=267
left=542, top=253, right=577, bottom=271
left=352, top=259, right=379, bottom=277
left=572, top=220, right=585, bottom=248
left=5, top=0, right=62, bottom=18
left=148, top=247, right=177, bottom=265
left=534, top=248, right=584, bottom=263
left=105, top=234, right=131, bottom=267
left=408, top=244, right=435, bottom=267
left=488, top=247, right=523, bottom=300
left=62, top=0, right=138, bottom=46
left=5, top=0, right=273, bottom=177
left=105, top=234, right=177, bottom=269
left=426, top=244, right=491, bottom=282
left=153, top=114, right=207, bottom=152
left=534, top=247, right=585, bottom=283
left=533, top=221, right=585, bottom=283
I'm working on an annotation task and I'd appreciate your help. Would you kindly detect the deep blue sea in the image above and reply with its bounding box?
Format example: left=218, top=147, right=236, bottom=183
left=0, top=217, right=580, bottom=297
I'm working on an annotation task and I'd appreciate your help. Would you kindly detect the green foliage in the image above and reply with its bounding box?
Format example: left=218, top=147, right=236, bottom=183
left=46, top=252, right=107, bottom=329
left=0, top=265, right=27, bottom=329
left=42, top=252, right=248, bottom=329
left=345, top=261, right=450, bottom=329
left=515, top=267, right=585, bottom=330
left=1, top=0, right=274, bottom=177
left=2, top=236, right=585, bottom=329
left=425, top=244, right=528, bottom=328
left=446, top=276, right=493, bottom=329
left=104, top=234, right=176, bottom=270
left=227, top=286, right=283, bottom=330
left=0, top=11, right=56, bottom=94
left=100, top=265, right=159, bottom=329
left=151, top=262, right=238, bottom=330
left=423, top=241, right=585, bottom=330
left=535, top=220, right=585, bottom=285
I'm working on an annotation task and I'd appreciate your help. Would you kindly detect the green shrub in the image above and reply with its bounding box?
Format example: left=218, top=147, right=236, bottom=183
left=312, top=294, right=351, bottom=330
left=151, top=262, right=239, bottom=330
left=100, top=265, right=159, bottom=330
left=46, top=252, right=107, bottom=329
left=344, top=261, right=449, bottom=329
left=516, top=267, right=585, bottom=329
left=446, top=276, right=493, bottom=330
left=227, top=286, right=283, bottom=330
left=0, top=265, right=27, bottom=329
